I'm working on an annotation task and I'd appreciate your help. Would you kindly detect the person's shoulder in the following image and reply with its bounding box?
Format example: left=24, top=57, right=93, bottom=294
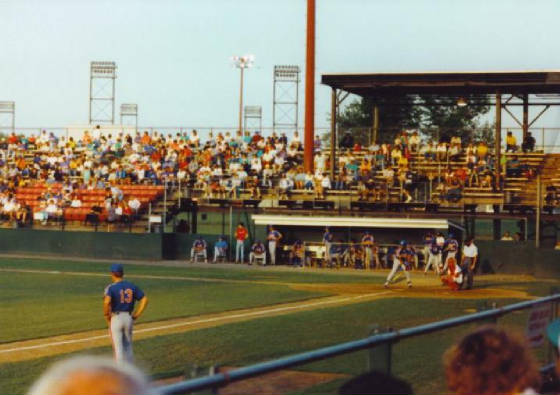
left=104, top=283, right=114, bottom=295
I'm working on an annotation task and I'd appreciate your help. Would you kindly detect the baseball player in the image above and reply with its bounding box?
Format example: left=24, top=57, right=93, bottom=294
left=235, top=222, right=248, bottom=263
left=384, top=240, right=414, bottom=288
left=103, top=264, right=148, bottom=364
left=421, top=232, right=434, bottom=268
left=342, top=241, right=357, bottom=268
left=328, top=241, right=343, bottom=268
left=361, top=231, right=379, bottom=269
left=322, top=227, right=333, bottom=266
left=290, top=239, right=305, bottom=267
left=435, top=232, right=445, bottom=249
left=424, top=240, right=442, bottom=275
left=441, top=255, right=463, bottom=291
left=443, top=233, right=459, bottom=272
left=353, top=243, right=365, bottom=269
left=190, top=236, right=208, bottom=263
left=267, top=226, right=282, bottom=265
left=249, top=240, right=266, bottom=265
left=213, top=236, right=228, bottom=263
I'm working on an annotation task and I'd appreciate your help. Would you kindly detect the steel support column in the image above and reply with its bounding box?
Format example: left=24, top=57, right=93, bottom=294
left=372, top=104, right=379, bottom=144
left=238, top=67, right=244, bottom=133
left=303, top=0, right=316, bottom=173
left=495, top=92, right=502, bottom=187
left=523, top=93, right=529, bottom=140
left=537, top=173, right=541, bottom=248
left=330, top=88, right=337, bottom=179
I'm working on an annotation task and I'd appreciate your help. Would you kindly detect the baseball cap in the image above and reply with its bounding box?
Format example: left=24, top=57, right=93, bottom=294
left=110, top=263, right=124, bottom=274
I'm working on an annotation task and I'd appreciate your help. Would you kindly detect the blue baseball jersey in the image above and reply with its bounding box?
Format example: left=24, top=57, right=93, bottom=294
left=215, top=240, right=228, bottom=249
left=397, top=247, right=415, bottom=266
left=268, top=230, right=281, bottom=241
left=430, top=243, right=442, bottom=255
left=104, top=280, right=145, bottom=313
left=445, top=239, right=459, bottom=251
left=330, top=244, right=342, bottom=254
left=193, top=239, right=207, bottom=249
left=252, top=243, right=265, bottom=254
left=323, top=232, right=333, bottom=243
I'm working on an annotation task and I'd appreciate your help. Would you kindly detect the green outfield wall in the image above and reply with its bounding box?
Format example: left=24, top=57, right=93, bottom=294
left=0, top=228, right=163, bottom=260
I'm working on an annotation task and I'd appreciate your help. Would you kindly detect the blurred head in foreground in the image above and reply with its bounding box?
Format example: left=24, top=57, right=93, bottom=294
left=444, top=326, right=540, bottom=395
left=27, top=355, right=156, bottom=395
left=338, top=370, right=413, bottom=395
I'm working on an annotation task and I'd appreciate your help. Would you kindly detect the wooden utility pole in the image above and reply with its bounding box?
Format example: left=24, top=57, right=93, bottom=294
left=303, top=0, right=316, bottom=173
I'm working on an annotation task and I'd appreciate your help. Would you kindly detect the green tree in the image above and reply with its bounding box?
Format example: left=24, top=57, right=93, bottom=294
left=418, top=94, right=491, bottom=143
left=335, top=95, right=422, bottom=145
left=335, top=93, right=492, bottom=144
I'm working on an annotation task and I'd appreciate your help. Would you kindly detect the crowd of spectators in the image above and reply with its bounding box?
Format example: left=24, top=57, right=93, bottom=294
left=0, top=126, right=542, bottom=227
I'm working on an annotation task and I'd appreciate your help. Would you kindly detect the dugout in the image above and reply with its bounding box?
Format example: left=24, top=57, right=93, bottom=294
left=251, top=215, right=464, bottom=259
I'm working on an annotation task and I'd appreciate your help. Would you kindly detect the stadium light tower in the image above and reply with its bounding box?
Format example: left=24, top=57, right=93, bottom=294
left=89, top=61, right=117, bottom=125
left=232, top=55, right=255, bottom=134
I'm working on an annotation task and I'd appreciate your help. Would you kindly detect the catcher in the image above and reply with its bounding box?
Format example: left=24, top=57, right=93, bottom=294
left=441, top=256, right=463, bottom=291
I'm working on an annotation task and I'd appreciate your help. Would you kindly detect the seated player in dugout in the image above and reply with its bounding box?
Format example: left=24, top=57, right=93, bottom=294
left=190, top=236, right=208, bottom=263
left=289, top=239, right=305, bottom=267
left=328, top=240, right=344, bottom=268
left=249, top=240, right=266, bottom=265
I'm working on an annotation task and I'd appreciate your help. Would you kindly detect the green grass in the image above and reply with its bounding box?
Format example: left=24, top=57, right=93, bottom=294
left=0, top=266, right=331, bottom=343
left=0, top=297, right=538, bottom=395
left=0, top=257, right=386, bottom=284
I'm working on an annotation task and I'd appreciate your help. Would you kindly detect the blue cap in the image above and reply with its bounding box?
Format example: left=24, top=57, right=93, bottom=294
left=400, top=240, right=407, bottom=246
left=110, top=263, right=123, bottom=274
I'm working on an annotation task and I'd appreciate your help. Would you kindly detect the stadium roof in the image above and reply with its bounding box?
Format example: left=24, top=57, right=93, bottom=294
left=251, top=215, right=464, bottom=231
left=321, top=70, right=560, bottom=96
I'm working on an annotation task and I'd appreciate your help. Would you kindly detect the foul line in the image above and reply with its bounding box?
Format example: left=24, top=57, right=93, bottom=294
left=0, top=268, right=283, bottom=286
left=0, top=291, right=390, bottom=355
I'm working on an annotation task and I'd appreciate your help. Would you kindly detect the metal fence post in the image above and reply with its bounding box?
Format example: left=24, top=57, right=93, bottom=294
left=148, top=202, right=152, bottom=233
left=476, top=301, right=498, bottom=324
left=368, top=326, right=393, bottom=374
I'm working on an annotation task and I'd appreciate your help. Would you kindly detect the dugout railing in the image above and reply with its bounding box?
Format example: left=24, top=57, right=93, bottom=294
left=158, top=293, right=560, bottom=394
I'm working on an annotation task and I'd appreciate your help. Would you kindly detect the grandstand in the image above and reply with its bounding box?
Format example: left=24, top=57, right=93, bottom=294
left=0, top=71, right=560, bottom=259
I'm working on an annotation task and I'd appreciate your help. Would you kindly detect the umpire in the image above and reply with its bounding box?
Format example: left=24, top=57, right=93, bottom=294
left=103, top=264, right=148, bottom=364
left=461, top=237, right=478, bottom=290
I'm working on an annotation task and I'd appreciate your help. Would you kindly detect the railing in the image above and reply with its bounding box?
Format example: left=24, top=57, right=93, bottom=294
left=159, top=294, right=560, bottom=394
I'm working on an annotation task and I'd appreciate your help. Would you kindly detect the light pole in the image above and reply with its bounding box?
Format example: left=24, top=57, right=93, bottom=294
left=232, top=55, right=254, bottom=134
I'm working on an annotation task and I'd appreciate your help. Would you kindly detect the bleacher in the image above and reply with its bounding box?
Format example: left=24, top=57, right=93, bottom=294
left=15, top=184, right=163, bottom=224
left=190, top=149, right=547, bottom=216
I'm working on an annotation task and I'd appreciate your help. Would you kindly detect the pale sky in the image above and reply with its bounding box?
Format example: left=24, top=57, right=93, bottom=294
left=1, top=0, right=560, bottom=133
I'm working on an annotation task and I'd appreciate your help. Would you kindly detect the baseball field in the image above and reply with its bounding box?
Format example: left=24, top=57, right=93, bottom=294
left=0, top=256, right=557, bottom=394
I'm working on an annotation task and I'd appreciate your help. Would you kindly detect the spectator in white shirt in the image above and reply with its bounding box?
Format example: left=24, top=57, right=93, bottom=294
left=128, top=197, right=141, bottom=215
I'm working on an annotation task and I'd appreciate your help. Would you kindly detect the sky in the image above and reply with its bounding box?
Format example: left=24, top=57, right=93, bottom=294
left=1, top=0, right=560, bottom=134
